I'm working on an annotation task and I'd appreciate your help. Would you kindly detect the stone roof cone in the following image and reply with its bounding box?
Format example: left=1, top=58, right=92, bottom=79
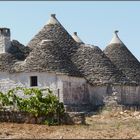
left=72, top=32, right=84, bottom=44
left=104, top=30, right=140, bottom=84
left=0, top=39, right=30, bottom=73
left=13, top=40, right=82, bottom=76
left=27, top=14, right=128, bottom=85
left=70, top=44, right=128, bottom=85
left=27, top=14, right=77, bottom=56
left=26, top=14, right=84, bottom=77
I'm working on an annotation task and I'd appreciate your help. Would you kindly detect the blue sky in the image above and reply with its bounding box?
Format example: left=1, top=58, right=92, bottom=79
left=0, top=1, right=140, bottom=60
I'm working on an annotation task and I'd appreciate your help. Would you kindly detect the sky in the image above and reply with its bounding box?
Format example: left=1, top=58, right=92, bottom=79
left=0, top=1, right=140, bottom=61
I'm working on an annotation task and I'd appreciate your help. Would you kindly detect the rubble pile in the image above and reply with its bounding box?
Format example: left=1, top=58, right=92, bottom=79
left=111, top=110, right=140, bottom=120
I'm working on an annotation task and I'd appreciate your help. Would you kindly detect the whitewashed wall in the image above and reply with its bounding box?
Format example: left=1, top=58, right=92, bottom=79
left=0, top=72, right=88, bottom=105
left=0, top=72, right=57, bottom=91
left=1, top=72, right=140, bottom=107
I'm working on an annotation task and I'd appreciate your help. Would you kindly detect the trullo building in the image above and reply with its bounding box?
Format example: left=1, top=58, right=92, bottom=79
left=0, top=14, right=140, bottom=111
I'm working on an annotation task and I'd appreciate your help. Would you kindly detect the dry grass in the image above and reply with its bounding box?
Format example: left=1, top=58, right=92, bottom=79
left=1, top=110, right=140, bottom=139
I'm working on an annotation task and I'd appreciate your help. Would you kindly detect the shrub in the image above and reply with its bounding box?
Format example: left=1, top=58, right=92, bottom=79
left=0, top=87, right=65, bottom=125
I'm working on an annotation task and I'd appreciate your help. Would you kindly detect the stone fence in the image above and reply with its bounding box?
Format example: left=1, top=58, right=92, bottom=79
left=0, top=111, right=85, bottom=125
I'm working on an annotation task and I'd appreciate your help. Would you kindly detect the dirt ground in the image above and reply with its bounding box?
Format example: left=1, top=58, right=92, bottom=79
left=1, top=110, right=140, bottom=139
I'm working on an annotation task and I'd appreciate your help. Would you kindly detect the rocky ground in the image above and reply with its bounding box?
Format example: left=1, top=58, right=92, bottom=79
left=1, top=108, right=140, bottom=139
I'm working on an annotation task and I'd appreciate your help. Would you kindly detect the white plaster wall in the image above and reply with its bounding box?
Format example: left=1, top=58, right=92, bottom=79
left=0, top=72, right=57, bottom=89
left=0, top=72, right=88, bottom=105
left=0, top=72, right=61, bottom=100
left=2, top=71, right=140, bottom=106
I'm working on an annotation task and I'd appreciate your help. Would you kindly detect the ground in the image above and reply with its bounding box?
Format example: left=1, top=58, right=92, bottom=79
left=1, top=109, right=140, bottom=139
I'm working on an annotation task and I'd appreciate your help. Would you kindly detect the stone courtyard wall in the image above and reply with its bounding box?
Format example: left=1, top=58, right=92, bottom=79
left=0, top=111, right=85, bottom=125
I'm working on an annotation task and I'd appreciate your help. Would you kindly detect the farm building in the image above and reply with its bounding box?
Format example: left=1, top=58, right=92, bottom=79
left=0, top=14, right=140, bottom=111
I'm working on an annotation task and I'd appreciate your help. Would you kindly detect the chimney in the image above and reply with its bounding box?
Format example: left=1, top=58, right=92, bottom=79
left=0, top=28, right=11, bottom=53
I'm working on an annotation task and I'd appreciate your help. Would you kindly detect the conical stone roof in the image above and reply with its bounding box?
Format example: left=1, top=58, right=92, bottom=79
left=104, top=31, right=140, bottom=84
left=0, top=53, right=17, bottom=72
left=12, top=40, right=82, bottom=77
left=0, top=40, right=30, bottom=72
left=27, top=14, right=78, bottom=56
left=70, top=44, right=128, bottom=85
left=27, top=15, right=128, bottom=85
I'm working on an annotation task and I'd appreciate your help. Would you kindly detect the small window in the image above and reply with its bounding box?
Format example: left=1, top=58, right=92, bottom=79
left=30, top=76, right=38, bottom=87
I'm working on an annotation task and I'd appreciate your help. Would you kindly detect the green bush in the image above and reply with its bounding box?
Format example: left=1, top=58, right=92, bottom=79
left=0, top=87, right=65, bottom=125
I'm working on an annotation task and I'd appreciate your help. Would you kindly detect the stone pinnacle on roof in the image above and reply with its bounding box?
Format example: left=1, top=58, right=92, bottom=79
left=72, top=32, right=84, bottom=44
left=47, top=14, right=60, bottom=25
left=109, top=30, right=124, bottom=45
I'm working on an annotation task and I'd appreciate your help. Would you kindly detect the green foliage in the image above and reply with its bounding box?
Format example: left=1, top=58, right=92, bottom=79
left=0, top=87, right=65, bottom=125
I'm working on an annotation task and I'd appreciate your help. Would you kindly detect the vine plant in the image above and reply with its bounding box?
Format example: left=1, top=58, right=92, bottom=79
left=0, top=87, right=65, bottom=125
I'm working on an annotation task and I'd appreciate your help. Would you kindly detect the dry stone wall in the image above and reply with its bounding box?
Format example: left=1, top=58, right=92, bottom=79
left=0, top=111, right=85, bottom=125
